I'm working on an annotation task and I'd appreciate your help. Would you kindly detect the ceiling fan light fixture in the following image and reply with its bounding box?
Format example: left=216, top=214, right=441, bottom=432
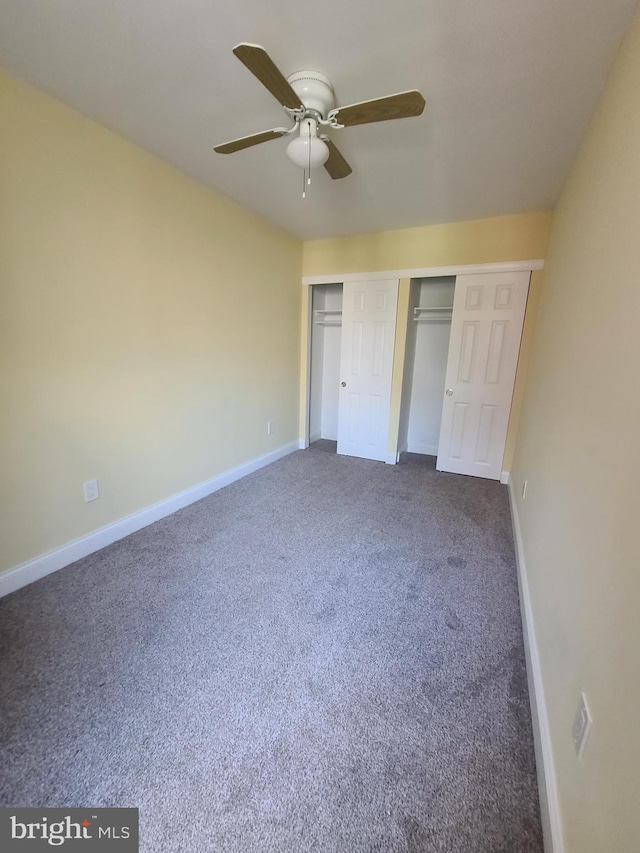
left=216, top=44, right=425, bottom=187
left=286, top=119, right=329, bottom=169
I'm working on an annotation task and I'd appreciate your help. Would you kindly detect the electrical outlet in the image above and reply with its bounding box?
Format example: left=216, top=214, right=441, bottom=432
left=267, top=421, right=273, bottom=435
left=83, top=479, right=100, bottom=503
left=522, top=479, right=528, bottom=499
left=572, top=692, right=592, bottom=759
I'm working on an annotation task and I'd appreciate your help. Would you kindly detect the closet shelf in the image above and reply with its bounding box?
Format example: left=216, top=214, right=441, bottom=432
left=413, top=306, right=453, bottom=321
left=314, top=308, right=343, bottom=326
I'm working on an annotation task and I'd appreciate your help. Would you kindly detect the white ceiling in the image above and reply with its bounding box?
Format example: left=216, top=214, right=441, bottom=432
left=0, top=0, right=637, bottom=239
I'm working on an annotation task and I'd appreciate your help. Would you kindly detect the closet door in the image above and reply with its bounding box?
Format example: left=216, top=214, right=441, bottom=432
left=436, top=271, right=530, bottom=480
left=337, top=279, right=399, bottom=462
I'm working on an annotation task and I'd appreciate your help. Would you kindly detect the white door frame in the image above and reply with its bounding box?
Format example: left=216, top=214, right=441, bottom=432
left=302, top=260, right=544, bottom=452
left=302, top=283, right=313, bottom=449
left=303, top=259, right=543, bottom=287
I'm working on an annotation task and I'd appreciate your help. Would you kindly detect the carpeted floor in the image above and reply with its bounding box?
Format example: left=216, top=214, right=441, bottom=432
left=0, top=446, right=542, bottom=852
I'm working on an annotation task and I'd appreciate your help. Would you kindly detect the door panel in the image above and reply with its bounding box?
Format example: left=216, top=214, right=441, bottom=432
left=436, top=271, right=530, bottom=479
left=337, top=280, right=399, bottom=462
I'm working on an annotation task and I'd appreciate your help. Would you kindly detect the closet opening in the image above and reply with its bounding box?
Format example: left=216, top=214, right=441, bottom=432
left=398, top=276, right=456, bottom=460
left=304, top=267, right=531, bottom=477
left=308, top=283, right=343, bottom=453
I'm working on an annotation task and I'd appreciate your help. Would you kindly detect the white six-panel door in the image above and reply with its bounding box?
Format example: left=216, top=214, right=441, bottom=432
left=436, top=271, right=530, bottom=480
left=337, top=280, right=399, bottom=462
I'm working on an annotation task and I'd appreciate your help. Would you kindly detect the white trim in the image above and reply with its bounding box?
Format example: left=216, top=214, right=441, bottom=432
left=303, top=285, right=313, bottom=446
left=309, top=431, right=322, bottom=444
left=302, top=259, right=544, bottom=286
left=508, top=482, right=564, bottom=853
left=500, top=470, right=510, bottom=485
left=384, top=453, right=397, bottom=465
left=407, top=442, right=439, bottom=456
left=0, top=441, right=301, bottom=599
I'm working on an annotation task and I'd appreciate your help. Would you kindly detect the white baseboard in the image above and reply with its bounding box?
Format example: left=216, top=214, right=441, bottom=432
left=308, top=431, right=321, bottom=444
left=508, top=482, right=564, bottom=853
left=500, top=470, right=510, bottom=485
left=407, top=442, right=438, bottom=456
left=0, top=440, right=301, bottom=599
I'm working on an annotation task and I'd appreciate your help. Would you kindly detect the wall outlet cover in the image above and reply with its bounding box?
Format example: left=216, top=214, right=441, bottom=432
left=83, top=479, right=100, bottom=503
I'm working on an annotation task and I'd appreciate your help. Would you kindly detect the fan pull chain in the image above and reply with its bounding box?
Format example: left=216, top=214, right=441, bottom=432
left=302, top=120, right=312, bottom=198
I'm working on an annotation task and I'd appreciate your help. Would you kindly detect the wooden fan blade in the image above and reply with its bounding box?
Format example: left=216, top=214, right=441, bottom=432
left=233, top=43, right=303, bottom=111
left=322, top=138, right=352, bottom=179
left=331, top=90, right=425, bottom=127
left=214, top=127, right=289, bottom=154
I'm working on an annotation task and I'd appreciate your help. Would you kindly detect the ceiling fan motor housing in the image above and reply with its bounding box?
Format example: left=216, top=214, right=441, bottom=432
left=287, top=71, right=335, bottom=118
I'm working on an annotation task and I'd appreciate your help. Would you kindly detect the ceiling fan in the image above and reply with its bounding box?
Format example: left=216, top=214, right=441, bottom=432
left=214, top=44, right=426, bottom=191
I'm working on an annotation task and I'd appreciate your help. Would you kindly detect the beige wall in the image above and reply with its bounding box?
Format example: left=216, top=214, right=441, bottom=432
left=303, top=211, right=552, bottom=277
left=0, top=71, right=302, bottom=575
left=301, top=213, right=552, bottom=468
left=511, top=10, right=640, bottom=853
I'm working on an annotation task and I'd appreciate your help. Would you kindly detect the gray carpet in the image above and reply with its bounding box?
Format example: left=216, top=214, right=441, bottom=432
left=0, top=447, right=542, bottom=852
